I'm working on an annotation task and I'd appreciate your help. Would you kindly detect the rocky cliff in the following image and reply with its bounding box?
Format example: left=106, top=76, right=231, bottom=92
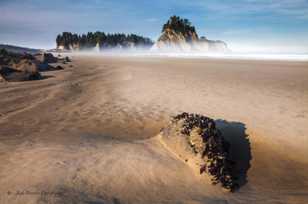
left=154, top=16, right=229, bottom=52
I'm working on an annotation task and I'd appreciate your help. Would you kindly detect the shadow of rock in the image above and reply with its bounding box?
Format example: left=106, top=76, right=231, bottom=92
left=41, top=75, right=54, bottom=80
left=38, top=63, right=64, bottom=72
left=215, top=120, right=252, bottom=188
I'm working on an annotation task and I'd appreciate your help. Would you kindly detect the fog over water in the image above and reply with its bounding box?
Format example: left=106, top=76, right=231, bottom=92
left=65, top=48, right=308, bottom=61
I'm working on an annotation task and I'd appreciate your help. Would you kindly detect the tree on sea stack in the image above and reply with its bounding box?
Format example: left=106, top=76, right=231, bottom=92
left=155, top=16, right=199, bottom=51
left=162, top=15, right=197, bottom=39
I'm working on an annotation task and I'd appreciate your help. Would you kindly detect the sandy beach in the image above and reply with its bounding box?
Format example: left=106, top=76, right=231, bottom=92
left=0, top=55, right=308, bottom=204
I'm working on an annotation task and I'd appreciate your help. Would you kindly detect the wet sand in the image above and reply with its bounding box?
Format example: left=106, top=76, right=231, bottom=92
left=0, top=55, right=308, bottom=204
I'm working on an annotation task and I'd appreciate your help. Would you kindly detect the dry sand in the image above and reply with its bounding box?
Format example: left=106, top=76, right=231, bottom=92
left=0, top=55, right=308, bottom=204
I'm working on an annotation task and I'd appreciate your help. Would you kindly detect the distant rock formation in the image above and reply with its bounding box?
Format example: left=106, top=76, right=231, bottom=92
left=56, top=32, right=154, bottom=51
left=154, top=16, right=229, bottom=52
left=155, top=28, right=196, bottom=51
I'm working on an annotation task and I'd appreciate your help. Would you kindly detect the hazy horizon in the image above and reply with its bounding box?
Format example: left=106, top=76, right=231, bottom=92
left=1, top=0, right=308, bottom=53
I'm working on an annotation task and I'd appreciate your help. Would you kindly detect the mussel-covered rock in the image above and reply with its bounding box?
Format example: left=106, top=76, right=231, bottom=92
left=160, top=112, right=236, bottom=191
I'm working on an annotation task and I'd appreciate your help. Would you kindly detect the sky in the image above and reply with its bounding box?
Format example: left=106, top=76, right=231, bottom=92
left=0, top=0, right=308, bottom=53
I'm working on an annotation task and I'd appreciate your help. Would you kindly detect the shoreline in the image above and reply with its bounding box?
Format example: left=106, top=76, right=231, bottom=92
left=55, top=51, right=308, bottom=62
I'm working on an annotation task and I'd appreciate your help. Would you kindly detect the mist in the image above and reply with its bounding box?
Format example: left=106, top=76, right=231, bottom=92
left=58, top=45, right=308, bottom=61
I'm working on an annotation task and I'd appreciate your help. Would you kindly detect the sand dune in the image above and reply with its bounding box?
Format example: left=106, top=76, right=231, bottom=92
left=0, top=55, right=308, bottom=204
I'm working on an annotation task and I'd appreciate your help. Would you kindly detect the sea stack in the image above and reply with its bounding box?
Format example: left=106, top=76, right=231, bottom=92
left=154, top=16, right=229, bottom=52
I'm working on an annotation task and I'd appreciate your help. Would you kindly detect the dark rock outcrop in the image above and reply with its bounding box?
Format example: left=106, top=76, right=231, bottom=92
left=0, top=49, right=41, bottom=81
left=36, top=53, right=58, bottom=64
left=0, top=49, right=65, bottom=82
left=64, top=56, right=71, bottom=62
left=160, top=112, right=236, bottom=191
left=0, top=66, right=42, bottom=82
left=12, top=59, right=40, bottom=73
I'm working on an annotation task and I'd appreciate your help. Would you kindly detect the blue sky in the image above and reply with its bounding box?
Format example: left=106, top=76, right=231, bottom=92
left=1, top=0, right=308, bottom=53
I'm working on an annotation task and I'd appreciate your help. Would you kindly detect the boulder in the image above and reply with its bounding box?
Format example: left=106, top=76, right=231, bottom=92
left=0, top=48, right=21, bottom=65
left=36, top=53, right=58, bottom=64
left=55, top=65, right=64, bottom=70
left=33, top=53, right=64, bottom=71
left=0, top=49, right=64, bottom=81
left=38, top=62, right=51, bottom=71
left=0, top=49, right=44, bottom=81
left=160, top=112, right=236, bottom=191
left=12, top=59, right=40, bottom=73
left=1, top=58, right=42, bottom=82
left=64, top=56, right=71, bottom=62
left=0, top=66, right=42, bottom=82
